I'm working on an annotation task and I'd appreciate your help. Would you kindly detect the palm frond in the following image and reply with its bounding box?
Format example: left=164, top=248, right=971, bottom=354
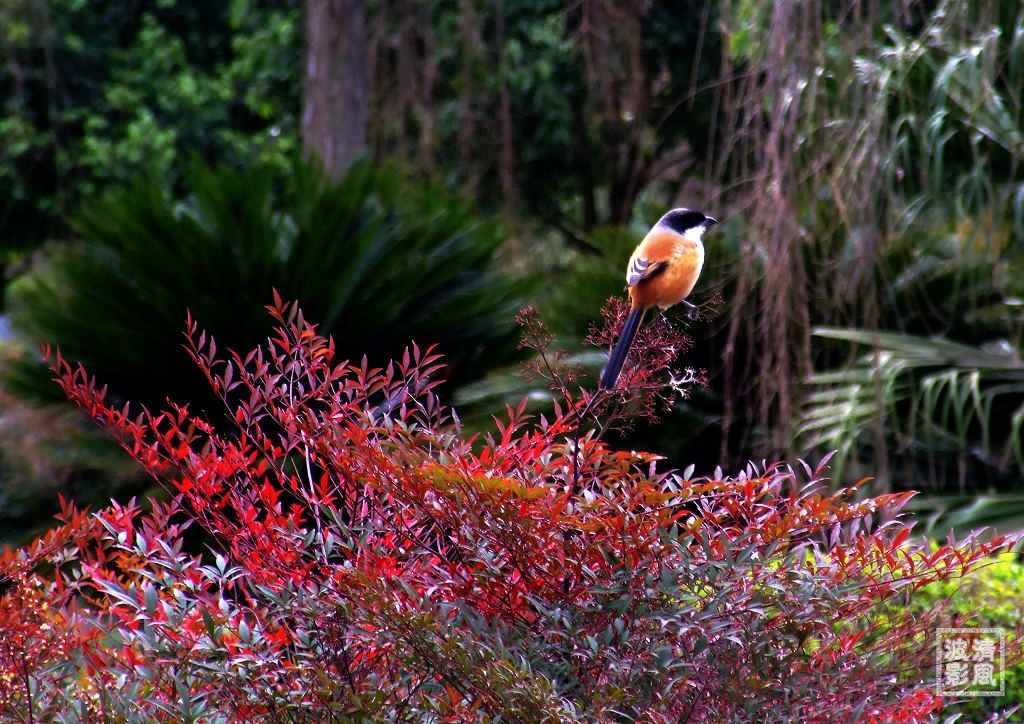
left=798, top=327, right=1024, bottom=491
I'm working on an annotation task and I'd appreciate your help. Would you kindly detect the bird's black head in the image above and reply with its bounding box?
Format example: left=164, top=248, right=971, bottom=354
left=657, top=208, right=718, bottom=235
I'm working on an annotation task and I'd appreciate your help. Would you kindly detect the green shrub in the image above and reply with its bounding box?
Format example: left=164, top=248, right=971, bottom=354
left=6, top=157, right=526, bottom=412
left=0, top=0, right=300, bottom=249
left=911, top=552, right=1024, bottom=720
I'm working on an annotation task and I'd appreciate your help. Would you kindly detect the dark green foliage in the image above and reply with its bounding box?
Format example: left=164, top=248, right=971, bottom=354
left=798, top=216, right=1024, bottom=495
left=0, top=0, right=299, bottom=249
left=0, top=400, right=149, bottom=545
left=373, top=0, right=722, bottom=233
left=800, top=328, right=1024, bottom=494
left=5, top=157, right=525, bottom=412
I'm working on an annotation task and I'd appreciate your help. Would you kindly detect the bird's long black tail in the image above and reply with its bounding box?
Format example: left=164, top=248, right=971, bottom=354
left=600, top=306, right=645, bottom=389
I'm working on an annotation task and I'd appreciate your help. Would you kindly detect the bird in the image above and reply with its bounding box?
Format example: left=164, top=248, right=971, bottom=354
left=599, top=208, right=718, bottom=390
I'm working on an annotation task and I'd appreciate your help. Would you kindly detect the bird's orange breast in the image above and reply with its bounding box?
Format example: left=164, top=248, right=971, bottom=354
left=627, top=230, right=704, bottom=310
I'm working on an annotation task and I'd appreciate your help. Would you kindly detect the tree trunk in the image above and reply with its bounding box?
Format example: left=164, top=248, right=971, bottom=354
left=303, top=0, right=368, bottom=179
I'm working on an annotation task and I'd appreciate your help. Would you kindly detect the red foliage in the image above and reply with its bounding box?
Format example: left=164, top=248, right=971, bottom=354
left=0, top=499, right=104, bottom=715
left=1, top=294, right=1019, bottom=720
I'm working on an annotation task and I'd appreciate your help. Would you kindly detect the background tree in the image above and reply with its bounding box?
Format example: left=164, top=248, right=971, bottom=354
left=303, top=0, right=368, bottom=177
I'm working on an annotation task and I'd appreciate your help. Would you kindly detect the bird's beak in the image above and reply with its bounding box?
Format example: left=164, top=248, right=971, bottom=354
left=704, top=216, right=718, bottom=227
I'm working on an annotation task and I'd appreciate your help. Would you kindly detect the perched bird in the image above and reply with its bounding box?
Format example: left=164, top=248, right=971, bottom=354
left=599, top=208, right=718, bottom=390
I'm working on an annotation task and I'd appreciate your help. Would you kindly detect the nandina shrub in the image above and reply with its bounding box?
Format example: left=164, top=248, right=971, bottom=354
left=2, top=295, right=1020, bottom=721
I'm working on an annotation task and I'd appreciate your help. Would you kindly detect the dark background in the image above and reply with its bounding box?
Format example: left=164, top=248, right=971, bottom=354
left=1, top=0, right=1022, bottom=542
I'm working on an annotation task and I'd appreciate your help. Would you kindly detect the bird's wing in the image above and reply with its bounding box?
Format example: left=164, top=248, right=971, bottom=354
left=626, top=257, right=669, bottom=286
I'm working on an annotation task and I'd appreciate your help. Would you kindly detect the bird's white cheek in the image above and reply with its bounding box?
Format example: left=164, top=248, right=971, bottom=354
left=683, top=225, right=706, bottom=244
